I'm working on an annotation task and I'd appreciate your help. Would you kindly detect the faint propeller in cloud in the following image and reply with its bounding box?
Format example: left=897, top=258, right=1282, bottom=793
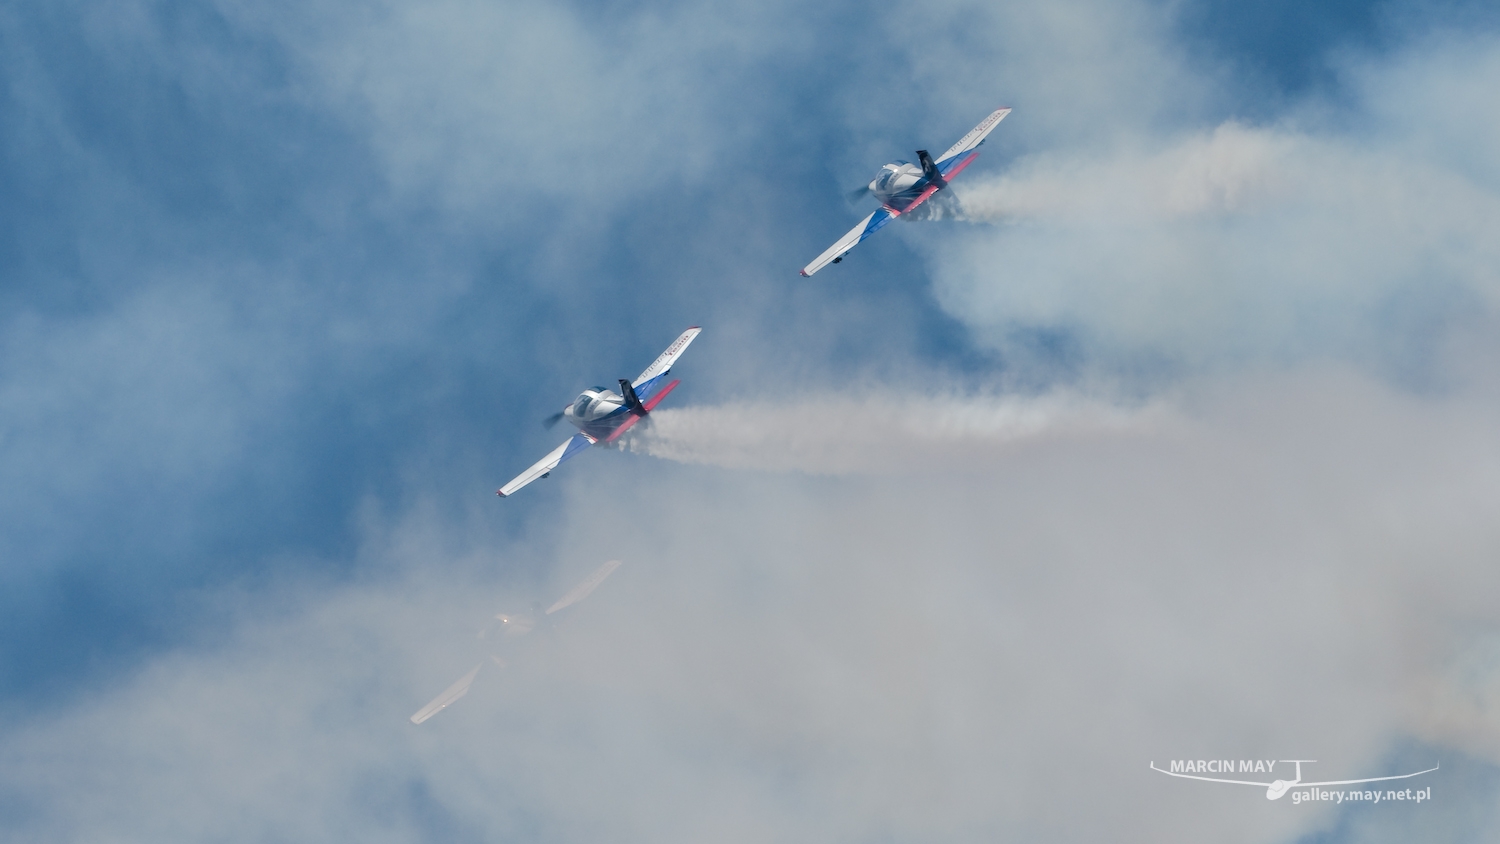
left=542, top=410, right=565, bottom=429
left=409, top=560, right=623, bottom=724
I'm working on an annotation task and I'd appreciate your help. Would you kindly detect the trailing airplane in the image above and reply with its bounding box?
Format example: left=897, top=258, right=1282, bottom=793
left=496, top=327, right=701, bottom=498
left=410, top=559, right=624, bottom=724
left=800, top=106, right=1011, bottom=276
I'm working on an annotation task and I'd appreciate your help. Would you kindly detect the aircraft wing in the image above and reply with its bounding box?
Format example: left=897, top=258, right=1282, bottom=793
left=631, top=327, right=702, bottom=401
left=546, top=559, right=623, bottom=614
left=496, top=432, right=596, bottom=497
left=935, top=107, right=1011, bottom=165
left=410, top=662, right=482, bottom=724
left=799, top=208, right=896, bottom=277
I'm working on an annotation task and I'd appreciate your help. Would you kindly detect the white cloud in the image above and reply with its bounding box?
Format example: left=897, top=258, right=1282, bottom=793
left=918, top=34, right=1500, bottom=375
left=6, top=368, right=1500, bottom=841
left=7, top=2, right=1500, bottom=842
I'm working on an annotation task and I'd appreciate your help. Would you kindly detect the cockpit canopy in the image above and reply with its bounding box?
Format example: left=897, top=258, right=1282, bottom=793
left=570, top=387, right=622, bottom=420
left=872, top=161, right=916, bottom=193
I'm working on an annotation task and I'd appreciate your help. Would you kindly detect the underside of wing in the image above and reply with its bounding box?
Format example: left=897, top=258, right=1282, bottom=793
left=410, top=662, right=482, bottom=724
left=800, top=208, right=894, bottom=276
left=497, top=433, right=596, bottom=497
left=936, top=107, right=1011, bottom=165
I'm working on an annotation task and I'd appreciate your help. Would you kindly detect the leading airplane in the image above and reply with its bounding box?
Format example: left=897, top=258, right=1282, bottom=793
left=496, top=327, right=701, bottom=498
left=800, top=106, right=1011, bottom=277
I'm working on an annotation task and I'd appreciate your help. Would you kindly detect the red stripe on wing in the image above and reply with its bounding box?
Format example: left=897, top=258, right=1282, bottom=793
left=602, top=379, right=680, bottom=443
left=887, top=151, right=981, bottom=217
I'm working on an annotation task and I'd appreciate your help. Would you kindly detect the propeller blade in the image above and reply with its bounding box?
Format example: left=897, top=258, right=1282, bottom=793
left=542, top=411, right=565, bottom=429
left=844, top=185, right=873, bottom=206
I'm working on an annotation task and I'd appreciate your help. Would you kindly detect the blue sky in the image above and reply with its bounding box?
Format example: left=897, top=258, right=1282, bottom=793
left=3, top=0, right=1500, bottom=840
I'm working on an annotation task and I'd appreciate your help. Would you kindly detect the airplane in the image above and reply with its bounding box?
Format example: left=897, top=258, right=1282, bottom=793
left=410, top=559, right=624, bottom=724
left=799, top=106, right=1012, bottom=277
left=1149, top=759, right=1439, bottom=800
left=496, top=327, right=701, bottom=498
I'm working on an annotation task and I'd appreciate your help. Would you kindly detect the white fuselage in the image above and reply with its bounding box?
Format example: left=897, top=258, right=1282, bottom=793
left=563, top=386, right=625, bottom=429
left=869, top=161, right=926, bottom=203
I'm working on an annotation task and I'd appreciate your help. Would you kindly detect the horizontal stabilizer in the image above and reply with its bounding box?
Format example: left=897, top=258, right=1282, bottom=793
left=641, top=379, right=679, bottom=411
left=602, top=381, right=680, bottom=443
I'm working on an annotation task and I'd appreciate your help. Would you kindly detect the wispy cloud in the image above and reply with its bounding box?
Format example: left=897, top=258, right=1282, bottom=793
left=4, top=0, right=1500, bottom=841
left=918, top=36, right=1500, bottom=378
left=5, top=368, right=1500, bottom=842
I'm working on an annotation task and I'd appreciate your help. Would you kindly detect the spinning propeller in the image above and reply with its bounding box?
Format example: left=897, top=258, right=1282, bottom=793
left=844, top=184, right=873, bottom=206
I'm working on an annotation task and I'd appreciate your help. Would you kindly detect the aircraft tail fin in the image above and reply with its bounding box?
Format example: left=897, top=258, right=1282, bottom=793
left=917, top=150, right=947, bottom=189
left=619, top=379, right=645, bottom=414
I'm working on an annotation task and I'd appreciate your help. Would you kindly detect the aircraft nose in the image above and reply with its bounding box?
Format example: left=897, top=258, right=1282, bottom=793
left=1266, top=780, right=1290, bottom=800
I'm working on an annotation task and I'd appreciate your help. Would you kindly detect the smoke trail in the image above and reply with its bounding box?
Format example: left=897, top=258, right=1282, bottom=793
left=907, top=122, right=1304, bottom=224
left=622, top=393, right=1172, bottom=474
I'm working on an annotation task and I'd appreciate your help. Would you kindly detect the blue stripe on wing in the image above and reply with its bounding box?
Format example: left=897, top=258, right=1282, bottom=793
left=937, top=150, right=979, bottom=177
left=557, top=433, right=595, bottom=464
left=634, top=374, right=671, bottom=403
left=857, top=208, right=895, bottom=243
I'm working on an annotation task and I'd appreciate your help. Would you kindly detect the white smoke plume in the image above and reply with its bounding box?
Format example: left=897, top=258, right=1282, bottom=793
left=921, top=122, right=1310, bottom=224
left=621, top=392, right=1175, bottom=474
left=918, top=100, right=1500, bottom=373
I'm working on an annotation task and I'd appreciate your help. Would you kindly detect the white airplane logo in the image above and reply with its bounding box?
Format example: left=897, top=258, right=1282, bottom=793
left=1150, top=759, right=1438, bottom=800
